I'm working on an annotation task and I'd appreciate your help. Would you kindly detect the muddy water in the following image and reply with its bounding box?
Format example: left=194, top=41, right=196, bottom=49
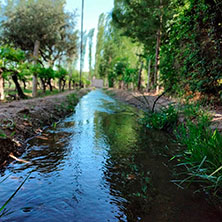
left=0, top=90, right=221, bottom=222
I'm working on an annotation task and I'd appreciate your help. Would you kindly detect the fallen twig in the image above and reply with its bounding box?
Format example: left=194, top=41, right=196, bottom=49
left=9, top=153, right=30, bottom=164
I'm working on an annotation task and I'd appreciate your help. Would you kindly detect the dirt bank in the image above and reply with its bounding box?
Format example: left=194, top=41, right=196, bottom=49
left=107, top=88, right=222, bottom=132
left=0, top=89, right=90, bottom=166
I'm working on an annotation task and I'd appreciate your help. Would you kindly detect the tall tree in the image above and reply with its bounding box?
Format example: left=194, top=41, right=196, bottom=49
left=94, top=13, right=141, bottom=88
left=95, top=13, right=106, bottom=77
left=112, top=0, right=169, bottom=91
left=81, top=31, right=88, bottom=73
left=88, top=28, right=95, bottom=80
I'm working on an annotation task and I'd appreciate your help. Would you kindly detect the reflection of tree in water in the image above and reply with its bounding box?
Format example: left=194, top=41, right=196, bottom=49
left=17, top=129, right=73, bottom=174
left=96, top=111, right=155, bottom=221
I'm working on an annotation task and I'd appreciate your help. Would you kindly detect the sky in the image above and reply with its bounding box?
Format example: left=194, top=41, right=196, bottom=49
left=65, top=0, right=114, bottom=71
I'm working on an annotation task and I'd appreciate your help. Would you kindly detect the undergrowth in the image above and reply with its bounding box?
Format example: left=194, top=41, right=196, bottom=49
left=141, top=103, right=222, bottom=197
left=141, top=105, right=178, bottom=130
left=66, top=93, right=79, bottom=112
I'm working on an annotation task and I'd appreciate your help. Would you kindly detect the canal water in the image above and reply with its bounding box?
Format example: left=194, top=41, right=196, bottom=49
left=0, top=90, right=221, bottom=221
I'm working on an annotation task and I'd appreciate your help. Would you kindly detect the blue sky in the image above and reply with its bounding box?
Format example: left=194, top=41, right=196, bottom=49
left=65, top=0, right=114, bottom=71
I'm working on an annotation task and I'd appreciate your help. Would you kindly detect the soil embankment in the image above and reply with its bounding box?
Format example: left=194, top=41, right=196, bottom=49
left=107, top=88, right=222, bottom=132
left=0, top=89, right=90, bottom=166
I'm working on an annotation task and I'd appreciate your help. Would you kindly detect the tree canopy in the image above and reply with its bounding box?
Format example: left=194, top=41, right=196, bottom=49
left=1, top=0, right=78, bottom=65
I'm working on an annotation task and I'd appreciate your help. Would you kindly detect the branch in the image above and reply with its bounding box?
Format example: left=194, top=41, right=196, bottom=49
left=152, top=87, right=172, bottom=113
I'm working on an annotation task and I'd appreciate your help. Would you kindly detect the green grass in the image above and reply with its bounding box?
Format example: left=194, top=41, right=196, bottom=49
left=140, top=105, right=178, bottom=130
left=175, top=115, right=222, bottom=196
left=141, top=102, right=222, bottom=197
left=3, top=86, right=73, bottom=101
left=38, top=89, right=62, bottom=97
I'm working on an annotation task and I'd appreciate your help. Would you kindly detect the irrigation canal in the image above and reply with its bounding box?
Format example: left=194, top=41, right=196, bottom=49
left=0, top=90, right=221, bottom=221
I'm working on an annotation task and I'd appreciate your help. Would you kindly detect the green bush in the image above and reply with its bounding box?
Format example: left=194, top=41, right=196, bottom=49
left=141, top=105, right=178, bottom=130
left=66, top=93, right=79, bottom=112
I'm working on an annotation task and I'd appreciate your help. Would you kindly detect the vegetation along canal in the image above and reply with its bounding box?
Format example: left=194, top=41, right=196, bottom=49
left=0, top=90, right=221, bottom=221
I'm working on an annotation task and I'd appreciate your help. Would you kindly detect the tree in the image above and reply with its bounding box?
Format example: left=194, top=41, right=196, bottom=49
left=55, top=66, right=68, bottom=91
left=37, top=66, right=55, bottom=92
left=0, top=46, right=27, bottom=99
left=95, top=13, right=106, bottom=77
left=88, top=28, right=95, bottom=80
left=81, top=31, right=88, bottom=73
left=1, top=0, right=78, bottom=96
left=94, top=13, right=141, bottom=88
left=112, top=0, right=170, bottom=91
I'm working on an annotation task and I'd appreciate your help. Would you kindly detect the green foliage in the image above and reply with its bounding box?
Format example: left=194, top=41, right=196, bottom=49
left=1, top=0, right=78, bottom=64
left=112, top=0, right=169, bottom=49
left=141, top=105, right=178, bottom=130
left=38, top=67, right=55, bottom=80
left=66, top=93, right=79, bottom=112
left=88, top=28, right=95, bottom=78
left=94, top=13, right=141, bottom=87
left=140, top=101, right=222, bottom=194
left=161, top=0, right=222, bottom=99
left=0, top=129, right=7, bottom=139
left=110, top=0, right=222, bottom=100
left=0, top=45, right=28, bottom=98
left=175, top=117, right=222, bottom=195
left=55, top=66, right=68, bottom=80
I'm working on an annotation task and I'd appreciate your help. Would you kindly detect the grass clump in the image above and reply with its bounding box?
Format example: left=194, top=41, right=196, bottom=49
left=141, top=102, right=222, bottom=196
left=175, top=113, right=222, bottom=196
left=141, top=105, right=178, bottom=130
left=66, top=93, right=79, bottom=112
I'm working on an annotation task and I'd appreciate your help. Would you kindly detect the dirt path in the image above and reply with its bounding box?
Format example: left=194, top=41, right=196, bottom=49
left=107, top=88, right=222, bottom=132
left=0, top=89, right=90, bottom=166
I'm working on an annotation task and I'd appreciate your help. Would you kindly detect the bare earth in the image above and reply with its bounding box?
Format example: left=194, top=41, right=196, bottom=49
left=0, top=89, right=89, bottom=166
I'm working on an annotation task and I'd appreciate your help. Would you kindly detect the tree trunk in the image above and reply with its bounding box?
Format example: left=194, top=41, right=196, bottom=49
left=32, top=40, right=40, bottom=97
left=59, top=79, right=62, bottom=91
left=154, top=0, right=163, bottom=93
left=22, top=79, right=26, bottom=90
left=138, top=61, right=144, bottom=91
left=154, top=30, right=161, bottom=92
left=8, top=80, right=12, bottom=89
left=12, top=73, right=27, bottom=99
left=62, top=79, right=66, bottom=91
left=48, top=78, right=53, bottom=92
left=40, top=78, right=46, bottom=93
left=118, top=81, right=121, bottom=89
left=0, top=69, right=5, bottom=100
left=146, top=59, right=151, bottom=92
left=69, top=80, right=71, bottom=90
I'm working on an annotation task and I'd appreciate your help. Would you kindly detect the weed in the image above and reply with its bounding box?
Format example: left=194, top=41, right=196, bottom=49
left=0, top=129, right=7, bottom=139
left=175, top=118, right=222, bottom=195
left=1, top=119, right=16, bottom=130
left=140, top=101, right=222, bottom=196
left=66, top=93, right=79, bottom=111
left=141, top=105, right=178, bottom=130
left=51, top=122, right=57, bottom=129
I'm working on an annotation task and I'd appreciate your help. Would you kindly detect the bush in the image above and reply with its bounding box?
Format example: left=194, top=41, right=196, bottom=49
left=141, top=105, right=178, bottom=130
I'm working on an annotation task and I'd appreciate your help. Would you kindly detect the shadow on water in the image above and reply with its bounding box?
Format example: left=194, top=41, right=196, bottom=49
left=0, top=90, right=221, bottom=221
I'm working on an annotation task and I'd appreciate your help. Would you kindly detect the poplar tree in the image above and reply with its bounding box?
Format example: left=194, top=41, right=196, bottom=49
left=88, top=28, right=95, bottom=80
